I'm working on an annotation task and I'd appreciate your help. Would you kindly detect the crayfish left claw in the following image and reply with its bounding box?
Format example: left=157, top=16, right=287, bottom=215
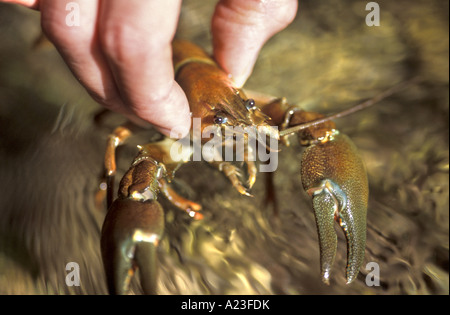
left=101, top=198, right=164, bottom=295
left=301, top=133, right=368, bottom=284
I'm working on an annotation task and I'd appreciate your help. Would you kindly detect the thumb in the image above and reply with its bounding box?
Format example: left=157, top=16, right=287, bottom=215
left=212, top=0, right=298, bottom=88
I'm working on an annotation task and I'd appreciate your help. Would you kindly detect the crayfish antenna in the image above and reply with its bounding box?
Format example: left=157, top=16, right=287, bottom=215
left=279, top=78, right=419, bottom=137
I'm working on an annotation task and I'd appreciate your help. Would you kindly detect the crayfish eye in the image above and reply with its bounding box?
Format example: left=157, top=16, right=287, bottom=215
left=245, top=99, right=256, bottom=111
left=213, top=113, right=228, bottom=125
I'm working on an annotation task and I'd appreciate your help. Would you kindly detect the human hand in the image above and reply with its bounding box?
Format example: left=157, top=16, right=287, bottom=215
left=3, top=0, right=298, bottom=137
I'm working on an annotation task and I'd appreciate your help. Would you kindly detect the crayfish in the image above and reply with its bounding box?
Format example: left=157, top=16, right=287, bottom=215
left=100, top=40, right=408, bottom=294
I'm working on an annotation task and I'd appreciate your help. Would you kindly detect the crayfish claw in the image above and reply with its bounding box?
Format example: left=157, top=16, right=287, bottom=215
left=308, top=181, right=339, bottom=284
left=301, top=134, right=368, bottom=284
left=101, top=198, right=164, bottom=295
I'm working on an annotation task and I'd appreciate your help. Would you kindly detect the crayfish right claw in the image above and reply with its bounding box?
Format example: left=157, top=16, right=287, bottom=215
left=101, top=198, right=165, bottom=295
left=301, top=133, right=369, bottom=284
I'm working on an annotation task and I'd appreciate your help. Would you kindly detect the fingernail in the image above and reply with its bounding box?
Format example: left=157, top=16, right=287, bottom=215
left=229, top=60, right=254, bottom=89
left=231, top=74, right=247, bottom=89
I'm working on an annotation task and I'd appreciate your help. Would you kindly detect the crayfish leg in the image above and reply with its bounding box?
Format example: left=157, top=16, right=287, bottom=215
left=158, top=178, right=203, bottom=220
left=209, top=160, right=252, bottom=197
left=103, top=124, right=134, bottom=208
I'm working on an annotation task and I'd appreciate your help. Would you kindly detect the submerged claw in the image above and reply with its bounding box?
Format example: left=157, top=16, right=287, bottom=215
left=101, top=198, right=164, bottom=295
left=301, top=134, right=368, bottom=284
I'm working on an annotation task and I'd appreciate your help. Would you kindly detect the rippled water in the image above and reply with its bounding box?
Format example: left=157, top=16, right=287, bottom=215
left=0, top=0, right=448, bottom=294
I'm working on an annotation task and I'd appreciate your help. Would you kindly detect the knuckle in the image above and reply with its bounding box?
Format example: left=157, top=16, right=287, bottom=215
left=100, top=24, right=133, bottom=62
left=40, top=14, right=90, bottom=48
left=262, top=0, right=298, bottom=31
left=100, top=23, right=168, bottom=63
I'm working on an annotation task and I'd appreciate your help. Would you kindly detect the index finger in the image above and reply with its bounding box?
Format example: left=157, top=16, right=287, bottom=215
left=98, top=0, right=191, bottom=137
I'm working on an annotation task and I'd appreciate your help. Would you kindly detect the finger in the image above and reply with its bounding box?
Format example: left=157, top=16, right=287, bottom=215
left=98, top=0, right=191, bottom=137
left=1, top=0, right=39, bottom=9
left=39, top=0, right=137, bottom=121
left=212, top=0, right=298, bottom=88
